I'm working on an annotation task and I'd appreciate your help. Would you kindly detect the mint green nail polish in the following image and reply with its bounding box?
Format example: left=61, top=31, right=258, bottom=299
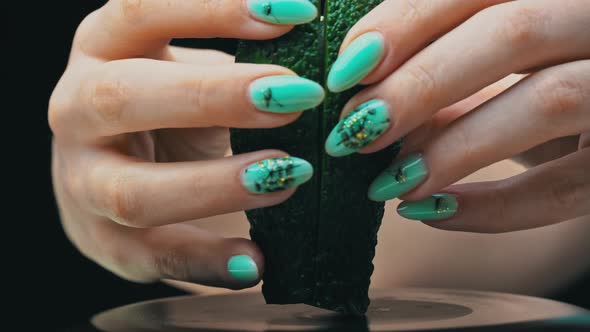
left=242, top=156, right=314, bottom=194
left=398, top=194, right=458, bottom=221
left=325, top=99, right=391, bottom=157
left=368, top=154, right=428, bottom=202
left=247, top=0, right=318, bottom=25
left=249, top=76, right=325, bottom=113
left=327, top=31, right=385, bottom=93
left=227, top=255, right=258, bottom=281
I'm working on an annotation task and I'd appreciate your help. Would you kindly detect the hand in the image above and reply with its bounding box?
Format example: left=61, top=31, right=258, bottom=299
left=49, top=0, right=322, bottom=289
left=324, top=0, right=589, bottom=233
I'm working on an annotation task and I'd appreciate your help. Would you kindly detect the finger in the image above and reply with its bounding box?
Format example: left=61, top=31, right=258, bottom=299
left=327, top=0, right=508, bottom=92
left=368, top=60, right=590, bottom=202
left=580, top=132, right=590, bottom=149
left=401, top=75, right=522, bottom=153
left=92, top=221, right=264, bottom=289
left=397, top=149, right=590, bottom=233
left=54, top=144, right=263, bottom=290
left=168, top=47, right=235, bottom=65
left=76, top=0, right=318, bottom=59
left=52, top=59, right=324, bottom=140
left=327, top=0, right=590, bottom=157
left=84, top=150, right=314, bottom=228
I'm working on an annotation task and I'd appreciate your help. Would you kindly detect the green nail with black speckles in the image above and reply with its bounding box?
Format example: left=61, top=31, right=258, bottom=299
left=368, top=154, right=428, bottom=202
left=247, top=0, right=318, bottom=25
left=242, top=156, right=314, bottom=194
left=398, top=194, right=458, bottom=221
left=250, top=76, right=325, bottom=113
left=325, top=99, right=391, bottom=157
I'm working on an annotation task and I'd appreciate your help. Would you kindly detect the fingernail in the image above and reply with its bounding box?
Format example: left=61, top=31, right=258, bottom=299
left=247, top=0, right=318, bottom=25
left=327, top=31, right=385, bottom=93
left=368, top=154, right=428, bottom=201
left=398, top=194, right=458, bottom=221
left=227, top=255, right=259, bottom=281
left=242, top=156, right=314, bottom=194
left=325, top=99, right=391, bottom=157
left=249, top=76, right=325, bottom=113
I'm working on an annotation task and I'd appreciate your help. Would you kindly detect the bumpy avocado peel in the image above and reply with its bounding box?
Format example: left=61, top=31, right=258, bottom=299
left=231, top=0, right=402, bottom=315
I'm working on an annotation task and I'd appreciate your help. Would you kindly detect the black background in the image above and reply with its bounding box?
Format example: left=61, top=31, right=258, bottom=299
left=24, top=1, right=186, bottom=330
left=17, top=1, right=589, bottom=330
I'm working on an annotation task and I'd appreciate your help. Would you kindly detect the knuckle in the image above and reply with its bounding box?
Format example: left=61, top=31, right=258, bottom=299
left=63, top=170, right=85, bottom=200
left=547, top=175, right=586, bottom=211
left=94, top=224, right=158, bottom=283
left=150, top=249, right=192, bottom=281
left=86, top=65, right=131, bottom=127
left=486, top=185, right=512, bottom=234
left=105, top=171, right=144, bottom=227
left=179, top=78, right=205, bottom=112
left=200, top=0, right=224, bottom=18
left=494, top=6, right=547, bottom=49
left=532, top=72, right=587, bottom=118
left=48, top=89, right=72, bottom=136
left=452, top=126, right=476, bottom=163
left=404, top=64, right=438, bottom=105
left=400, top=0, right=429, bottom=23
left=115, top=0, right=144, bottom=25
left=74, top=10, right=102, bottom=49
left=94, top=225, right=131, bottom=269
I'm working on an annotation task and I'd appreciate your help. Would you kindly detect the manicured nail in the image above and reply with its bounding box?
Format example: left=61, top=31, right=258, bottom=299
left=368, top=154, right=428, bottom=202
left=325, top=99, right=391, bottom=157
left=397, top=194, right=458, bottom=221
left=327, top=31, right=385, bottom=93
left=249, top=76, right=325, bottom=113
left=242, top=156, right=314, bottom=194
left=247, top=0, right=318, bottom=25
left=227, top=255, right=259, bottom=282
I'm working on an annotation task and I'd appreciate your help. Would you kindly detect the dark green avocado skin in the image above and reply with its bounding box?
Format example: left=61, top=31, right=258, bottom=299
left=231, top=0, right=401, bottom=315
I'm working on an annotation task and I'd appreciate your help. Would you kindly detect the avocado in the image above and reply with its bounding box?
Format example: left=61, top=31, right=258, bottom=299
left=231, top=0, right=402, bottom=315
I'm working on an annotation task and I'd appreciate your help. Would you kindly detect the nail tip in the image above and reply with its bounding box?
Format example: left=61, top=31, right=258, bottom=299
left=326, top=31, right=385, bottom=93
left=325, top=98, right=391, bottom=158
left=326, top=73, right=354, bottom=93
left=367, top=193, right=384, bottom=202
left=324, top=143, right=352, bottom=158
left=367, top=191, right=389, bottom=202
left=294, top=158, right=315, bottom=182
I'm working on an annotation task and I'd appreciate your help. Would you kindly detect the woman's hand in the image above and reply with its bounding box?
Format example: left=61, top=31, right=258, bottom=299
left=49, top=0, right=322, bottom=289
left=324, top=0, right=589, bottom=233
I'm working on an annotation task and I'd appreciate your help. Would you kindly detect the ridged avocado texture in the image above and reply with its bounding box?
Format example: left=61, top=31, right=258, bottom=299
left=231, top=0, right=401, bottom=315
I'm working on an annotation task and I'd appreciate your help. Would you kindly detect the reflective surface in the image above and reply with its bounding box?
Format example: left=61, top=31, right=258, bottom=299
left=92, top=288, right=590, bottom=331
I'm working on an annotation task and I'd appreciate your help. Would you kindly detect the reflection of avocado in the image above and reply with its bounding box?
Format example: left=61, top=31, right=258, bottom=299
left=231, top=0, right=401, bottom=315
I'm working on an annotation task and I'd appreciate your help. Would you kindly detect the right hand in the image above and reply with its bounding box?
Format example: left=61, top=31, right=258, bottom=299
left=49, top=0, right=322, bottom=290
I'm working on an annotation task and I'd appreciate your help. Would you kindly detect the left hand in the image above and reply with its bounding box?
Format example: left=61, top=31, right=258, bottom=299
left=323, top=0, right=590, bottom=233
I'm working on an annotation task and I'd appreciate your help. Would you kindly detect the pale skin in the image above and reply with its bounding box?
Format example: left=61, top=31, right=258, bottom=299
left=345, top=0, right=590, bottom=232
left=50, top=0, right=589, bottom=291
